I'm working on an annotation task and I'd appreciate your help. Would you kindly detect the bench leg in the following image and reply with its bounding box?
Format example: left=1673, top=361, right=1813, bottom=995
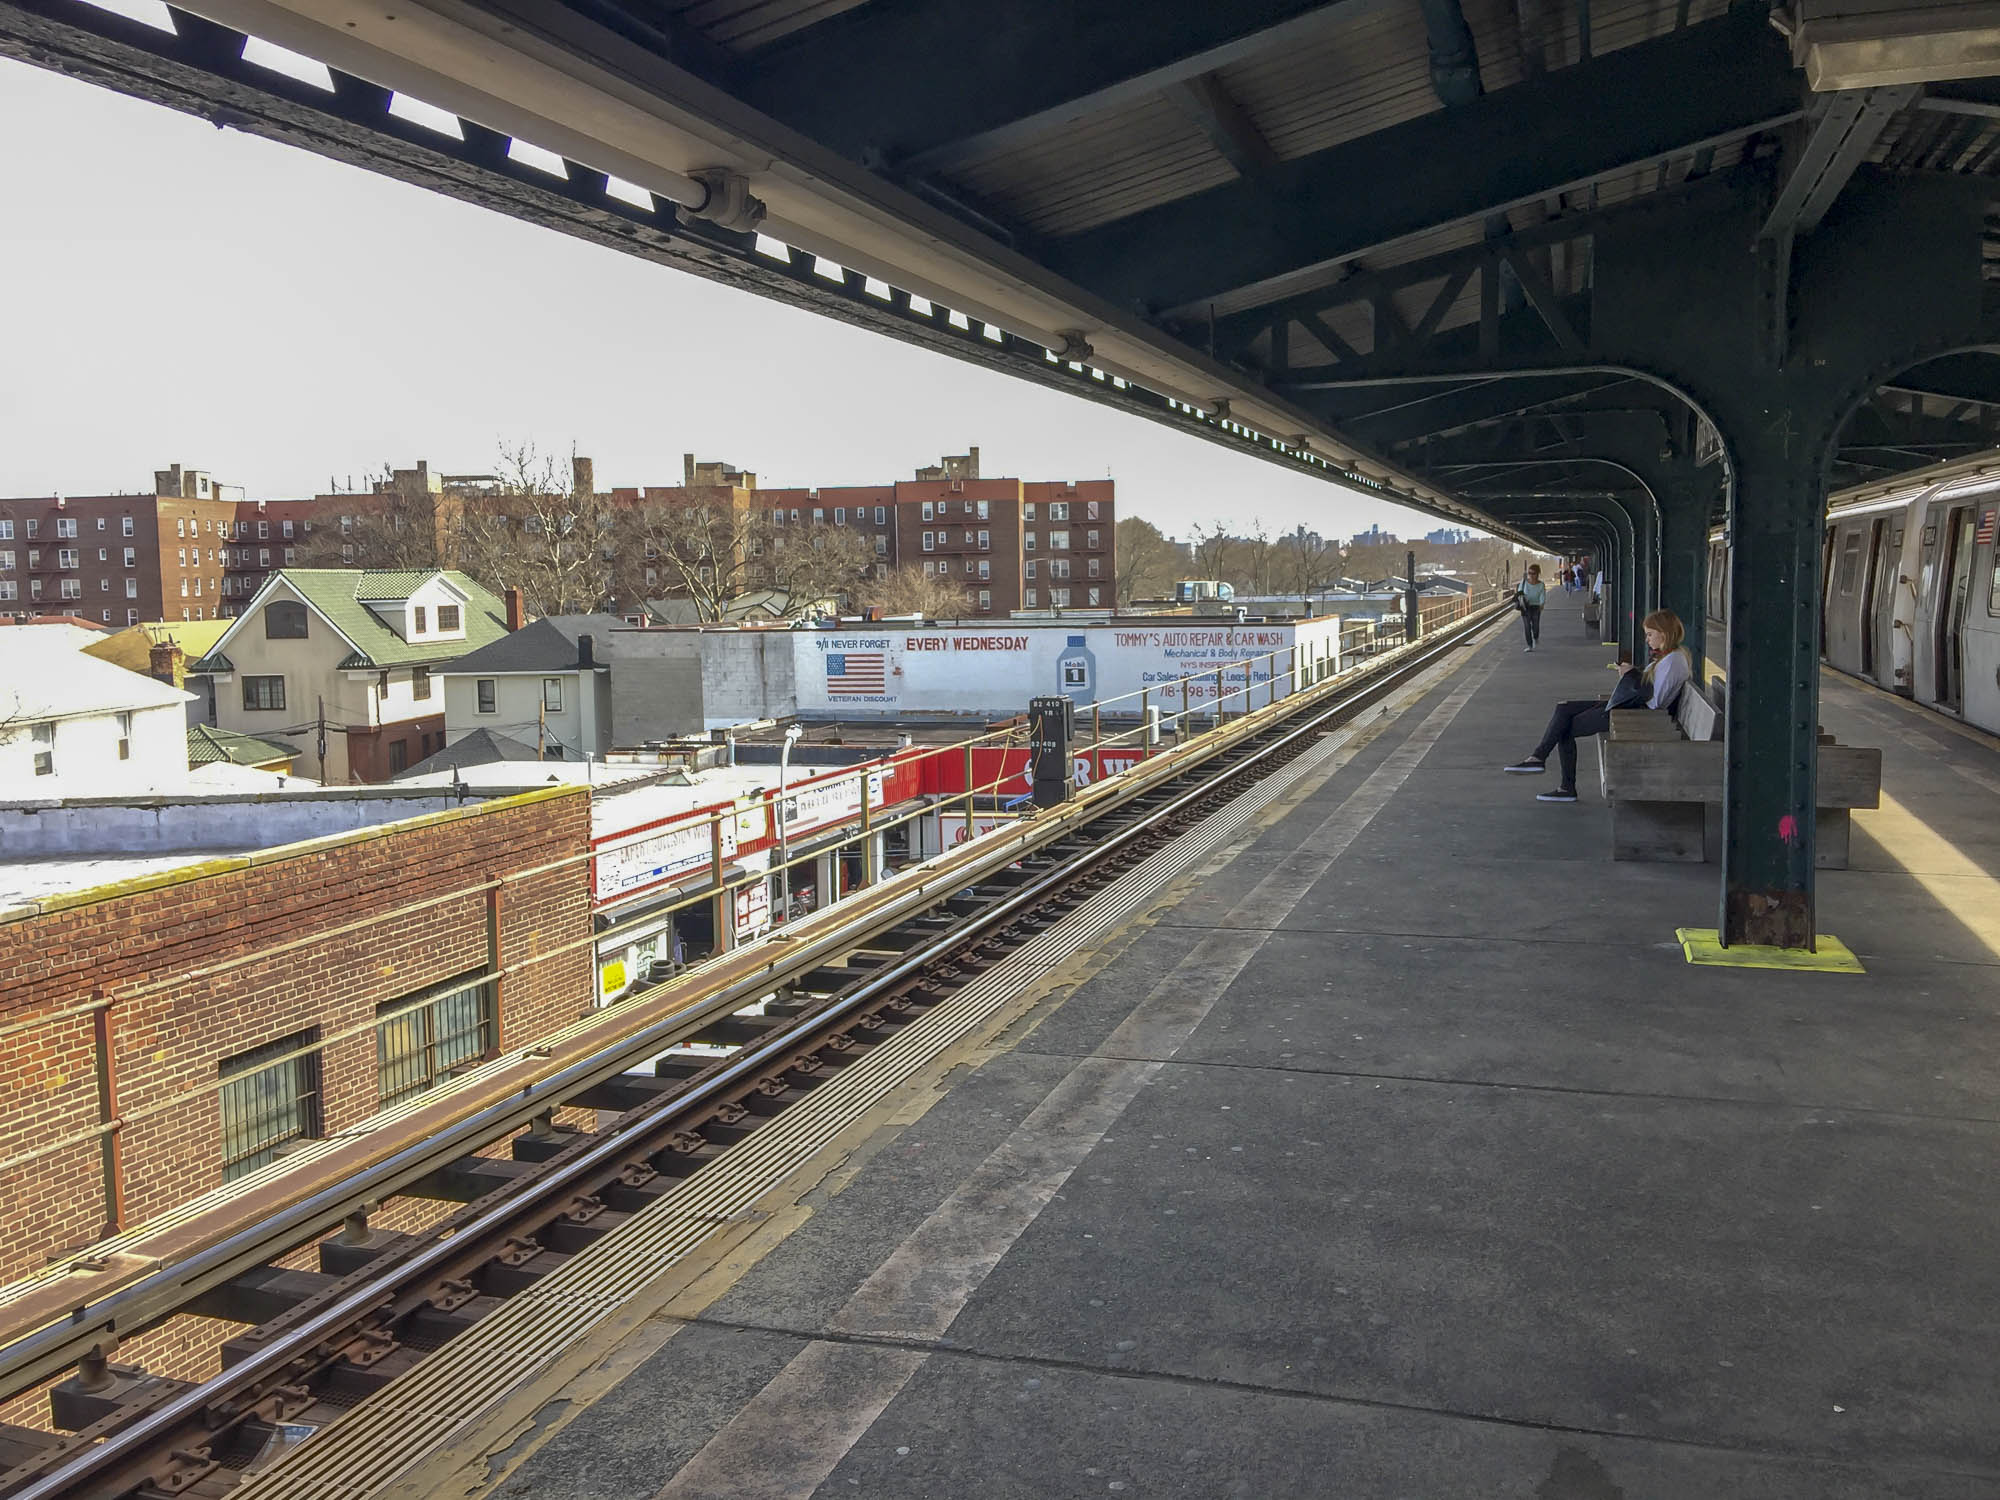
left=1815, top=808, right=1851, bottom=870
left=1610, top=800, right=1705, bottom=862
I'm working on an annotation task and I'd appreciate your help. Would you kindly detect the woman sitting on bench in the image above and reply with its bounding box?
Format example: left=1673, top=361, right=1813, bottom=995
left=1503, top=609, right=1693, bottom=803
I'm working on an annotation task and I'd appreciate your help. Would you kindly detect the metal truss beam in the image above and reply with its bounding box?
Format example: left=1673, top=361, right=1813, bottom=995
left=738, top=0, right=1372, bottom=175
left=1042, top=9, right=1800, bottom=319
left=1220, top=170, right=1746, bottom=383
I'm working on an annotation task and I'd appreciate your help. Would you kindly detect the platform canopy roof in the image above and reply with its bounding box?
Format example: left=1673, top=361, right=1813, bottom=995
left=10, top=0, right=2000, bottom=533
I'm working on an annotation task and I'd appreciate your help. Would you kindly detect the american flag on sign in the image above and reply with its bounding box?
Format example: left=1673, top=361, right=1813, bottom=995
left=825, top=652, right=887, bottom=695
left=1978, top=509, right=1998, bottom=546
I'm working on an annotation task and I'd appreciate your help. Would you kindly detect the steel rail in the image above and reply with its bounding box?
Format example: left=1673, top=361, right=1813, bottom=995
left=2, top=605, right=1503, bottom=1500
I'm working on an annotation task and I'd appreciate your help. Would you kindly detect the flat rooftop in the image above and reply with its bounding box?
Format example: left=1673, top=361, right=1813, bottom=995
left=0, top=786, right=499, bottom=915
left=455, top=596, right=2000, bottom=1498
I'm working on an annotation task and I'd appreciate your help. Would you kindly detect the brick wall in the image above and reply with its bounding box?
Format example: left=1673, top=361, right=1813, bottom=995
left=0, top=785, right=594, bottom=1283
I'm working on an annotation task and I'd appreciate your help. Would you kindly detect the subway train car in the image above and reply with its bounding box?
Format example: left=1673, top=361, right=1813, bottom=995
left=1705, top=455, right=2000, bottom=734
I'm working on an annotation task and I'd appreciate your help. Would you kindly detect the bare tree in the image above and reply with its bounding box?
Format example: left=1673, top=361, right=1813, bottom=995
left=616, top=495, right=769, bottom=622
left=1188, top=519, right=1237, bottom=583
left=1279, top=524, right=1338, bottom=604
left=1240, top=517, right=1276, bottom=595
left=857, top=566, right=973, bottom=618
left=763, top=523, right=877, bottom=615
left=298, top=463, right=444, bottom=570
left=1114, top=515, right=1177, bottom=604
left=456, top=442, right=610, bottom=616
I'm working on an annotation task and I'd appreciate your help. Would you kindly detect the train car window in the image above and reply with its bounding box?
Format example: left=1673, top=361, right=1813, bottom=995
left=1984, top=507, right=2000, bottom=617
left=1706, top=541, right=1729, bottom=624
left=1837, top=532, right=1864, bottom=595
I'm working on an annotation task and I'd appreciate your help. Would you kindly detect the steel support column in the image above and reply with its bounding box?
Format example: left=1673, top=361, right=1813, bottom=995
left=1718, top=440, right=1825, bottom=946
left=1657, top=484, right=1716, bottom=672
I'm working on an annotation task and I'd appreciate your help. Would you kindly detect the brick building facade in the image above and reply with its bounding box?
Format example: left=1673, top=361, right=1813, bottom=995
left=1, top=451, right=1121, bottom=628
left=0, top=785, right=594, bottom=1282
left=0, top=466, right=324, bottom=628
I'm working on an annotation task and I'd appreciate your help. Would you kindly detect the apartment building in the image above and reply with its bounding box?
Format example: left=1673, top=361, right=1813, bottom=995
left=0, top=466, right=322, bottom=628
left=219, top=497, right=319, bottom=610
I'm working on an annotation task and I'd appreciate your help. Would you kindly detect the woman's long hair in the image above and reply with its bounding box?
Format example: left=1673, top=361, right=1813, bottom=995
left=1641, top=608, right=1691, bottom=683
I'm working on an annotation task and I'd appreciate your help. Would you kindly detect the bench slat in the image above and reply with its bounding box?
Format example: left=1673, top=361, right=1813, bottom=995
left=1609, top=710, right=1679, bottom=741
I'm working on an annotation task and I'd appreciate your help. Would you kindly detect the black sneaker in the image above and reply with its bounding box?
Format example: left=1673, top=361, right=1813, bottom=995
left=1536, top=788, right=1579, bottom=803
left=1502, top=760, right=1545, bottom=774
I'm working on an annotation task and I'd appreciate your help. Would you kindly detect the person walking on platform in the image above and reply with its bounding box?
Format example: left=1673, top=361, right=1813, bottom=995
left=1502, top=609, right=1693, bottom=801
left=1515, top=564, right=1546, bottom=650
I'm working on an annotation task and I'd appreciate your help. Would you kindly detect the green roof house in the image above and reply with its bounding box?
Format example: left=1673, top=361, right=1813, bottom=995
left=193, top=569, right=512, bottom=783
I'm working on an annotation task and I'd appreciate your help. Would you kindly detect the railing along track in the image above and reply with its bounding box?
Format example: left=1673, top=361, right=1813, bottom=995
left=0, top=604, right=1504, bottom=1500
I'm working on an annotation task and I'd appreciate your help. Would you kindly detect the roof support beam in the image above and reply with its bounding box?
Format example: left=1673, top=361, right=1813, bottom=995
left=1163, top=71, right=1281, bottom=181
left=1758, top=83, right=1918, bottom=242
left=1042, top=9, right=1801, bottom=319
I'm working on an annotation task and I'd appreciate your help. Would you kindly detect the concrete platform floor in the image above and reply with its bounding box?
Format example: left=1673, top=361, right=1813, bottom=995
left=468, top=600, right=2000, bottom=1500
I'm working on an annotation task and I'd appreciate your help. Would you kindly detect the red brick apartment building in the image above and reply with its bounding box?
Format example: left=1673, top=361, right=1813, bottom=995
left=0, top=786, right=594, bottom=1283
left=599, top=449, right=1117, bottom=616
left=0, top=465, right=322, bottom=627
left=768, top=450, right=1118, bottom=615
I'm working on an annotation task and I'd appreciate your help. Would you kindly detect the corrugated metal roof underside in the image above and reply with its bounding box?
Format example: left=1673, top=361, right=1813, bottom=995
left=930, top=0, right=1743, bottom=239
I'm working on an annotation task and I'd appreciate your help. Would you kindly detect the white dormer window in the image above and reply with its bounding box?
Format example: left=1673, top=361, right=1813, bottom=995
left=413, top=606, right=427, bottom=634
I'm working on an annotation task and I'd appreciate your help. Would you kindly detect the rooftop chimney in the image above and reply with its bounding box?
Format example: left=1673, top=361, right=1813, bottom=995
left=573, top=455, right=595, bottom=496
left=505, top=586, right=527, bottom=632
left=148, top=640, right=183, bottom=687
left=578, top=632, right=596, bottom=669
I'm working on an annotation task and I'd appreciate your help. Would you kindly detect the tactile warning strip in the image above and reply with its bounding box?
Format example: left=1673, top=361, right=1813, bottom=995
left=234, top=643, right=1484, bottom=1500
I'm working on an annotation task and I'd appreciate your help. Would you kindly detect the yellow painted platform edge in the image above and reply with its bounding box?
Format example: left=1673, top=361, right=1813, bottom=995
left=1675, top=927, right=1865, bottom=973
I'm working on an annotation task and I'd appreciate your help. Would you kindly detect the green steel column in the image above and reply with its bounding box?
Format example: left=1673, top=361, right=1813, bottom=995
left=1720, top=442, right=1823, bottom=948
left=1658, top=486, right=1711, bottom=668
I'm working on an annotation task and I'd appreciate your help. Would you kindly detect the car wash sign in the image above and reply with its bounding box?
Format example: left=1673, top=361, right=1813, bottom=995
left=794, top=619, right=1341, bottom=717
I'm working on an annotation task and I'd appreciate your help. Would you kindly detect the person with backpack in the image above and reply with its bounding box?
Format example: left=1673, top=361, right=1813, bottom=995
left=1514, top=564, right=1547, bottom=650
left=1502, top=609, right=1693, bottom=802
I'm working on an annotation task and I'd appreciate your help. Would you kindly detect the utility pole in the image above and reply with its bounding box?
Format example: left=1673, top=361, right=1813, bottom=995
left=537, top=699, right=546, bottom=761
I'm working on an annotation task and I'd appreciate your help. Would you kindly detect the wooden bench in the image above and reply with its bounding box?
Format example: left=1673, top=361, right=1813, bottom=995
left=1596, top=683, right=1881, bottom=866
left=1581, top=593, right=1600, bottom=635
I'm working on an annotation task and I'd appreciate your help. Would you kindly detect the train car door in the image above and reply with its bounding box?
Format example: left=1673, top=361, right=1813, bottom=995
left=1936, top=506, right=1976, bottom=713
left=1858, top=518, right=1886, bottom=679
left=1869, top=517, right=1907, bottom=691
left=1964, top=503, right=2000, bottom=734
left=1819, top=527, right=1837, bottom=656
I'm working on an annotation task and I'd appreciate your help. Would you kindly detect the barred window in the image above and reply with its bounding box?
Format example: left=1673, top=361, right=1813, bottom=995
left=219, top=1029, right=322, bottom=1182
left=377, top=976, right=496, bottom=1107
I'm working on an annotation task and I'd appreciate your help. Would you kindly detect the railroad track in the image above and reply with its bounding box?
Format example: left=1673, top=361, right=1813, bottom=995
left=0, top=605, right=1503, bottom=1500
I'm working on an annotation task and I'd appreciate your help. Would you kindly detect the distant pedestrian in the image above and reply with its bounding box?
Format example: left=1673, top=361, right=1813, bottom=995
left=1515, top=564, right=1546, bottom=650
left=1502, top=609, right=1693, bottom=802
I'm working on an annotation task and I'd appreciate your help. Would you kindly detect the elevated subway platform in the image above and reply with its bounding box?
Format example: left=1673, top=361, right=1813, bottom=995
left=451, top=600, right=2000, bottom=1500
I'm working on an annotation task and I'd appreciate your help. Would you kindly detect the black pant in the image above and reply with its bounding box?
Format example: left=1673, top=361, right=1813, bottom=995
left=1521, top=604, right=1543, bottom=646
left=1533, top=699, right=1608, bottom=788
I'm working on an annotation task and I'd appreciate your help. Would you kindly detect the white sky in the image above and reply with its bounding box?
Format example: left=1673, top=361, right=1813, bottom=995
left=0, top=55, right=1457, bottom=544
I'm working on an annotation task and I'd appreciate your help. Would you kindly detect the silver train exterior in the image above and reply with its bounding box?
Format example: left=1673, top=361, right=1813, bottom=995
left=1703, top=455, right=2000, bottom=735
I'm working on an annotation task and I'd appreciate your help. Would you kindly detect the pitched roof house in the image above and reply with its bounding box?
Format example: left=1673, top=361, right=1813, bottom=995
left=192, top=569, right=509, bottom=782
